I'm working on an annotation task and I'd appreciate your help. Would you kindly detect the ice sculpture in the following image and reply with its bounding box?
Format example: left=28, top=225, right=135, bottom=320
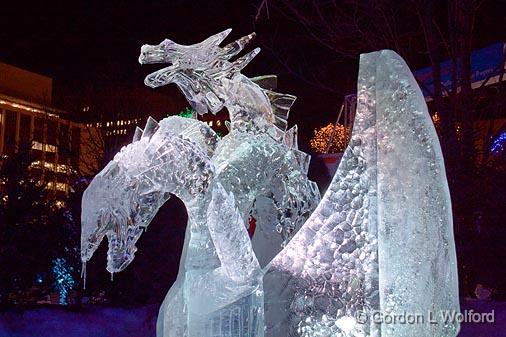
left=81, top=116, right=218, bottom=273
left=81, top=116, right=265, bottom=336
left=139, top=29, right=320, bottom=265
left=81, top=29, right=459, bottom=337
left=81, top=29, right=320, bottom=336
left=263, top=50, right=460, bottom=337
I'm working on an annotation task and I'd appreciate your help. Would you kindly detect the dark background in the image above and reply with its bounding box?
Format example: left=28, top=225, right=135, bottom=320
left=0, top=1, right=504, bottom=143
left=0, top=0, right=505, bottom=307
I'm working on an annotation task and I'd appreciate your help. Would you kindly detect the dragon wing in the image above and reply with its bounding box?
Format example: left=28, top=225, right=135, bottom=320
left=263, top=50, right=459, bottom=337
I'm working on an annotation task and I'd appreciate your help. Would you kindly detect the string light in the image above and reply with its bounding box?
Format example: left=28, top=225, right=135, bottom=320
left=310, top=123, right=349, bottom=153
left=455, top=122, right=463, bottom=141
left=431, top=112, right=441, bottom=131
left=51, top=258, right=75, bottom=305
left=0, top=98, right=59, bottom=118
left=491, top=131, right=506, bottom=155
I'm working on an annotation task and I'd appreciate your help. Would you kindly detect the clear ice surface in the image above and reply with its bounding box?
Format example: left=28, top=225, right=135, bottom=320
left=263, top=50, right=460, bottom=337
left=81, top=30, right=459, bottom=337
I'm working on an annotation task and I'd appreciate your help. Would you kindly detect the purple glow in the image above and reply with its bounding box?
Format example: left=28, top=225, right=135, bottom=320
left=491, top=131, right=506, bottom=155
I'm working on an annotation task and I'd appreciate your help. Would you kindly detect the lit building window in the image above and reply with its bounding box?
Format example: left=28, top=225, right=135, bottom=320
left=56, top=164, right=72, bottom=174
left=56, top=182, right=68, bottom=192
left=31, top=160, right=53, bottom=171
left=32, top=141, right=57, bottom=153
left=31, top=161, right=73, bottom=174
left=47, top=182, right=69, bottom=192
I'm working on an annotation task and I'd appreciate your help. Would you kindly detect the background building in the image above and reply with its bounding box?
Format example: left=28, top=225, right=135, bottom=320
left=0, top=62, right=99, bottom=197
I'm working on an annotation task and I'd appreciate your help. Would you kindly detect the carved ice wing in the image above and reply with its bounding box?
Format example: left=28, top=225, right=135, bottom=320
left=264, top=50, right=459, bottom=337
left=263, top=50, right=379, bottom=337
left=374, top=50, right=459, bottom=337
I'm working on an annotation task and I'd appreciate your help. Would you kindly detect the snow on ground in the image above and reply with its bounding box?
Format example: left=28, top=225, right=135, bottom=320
left=0, top=300, right=504, bottom=337
left=0, top=304, right=158, bottom=337
left=459, top=300, right=506, bottom=337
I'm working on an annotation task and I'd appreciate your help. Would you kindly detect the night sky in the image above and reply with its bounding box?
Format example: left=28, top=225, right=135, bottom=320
left=0, top=0, right=505, bottom=146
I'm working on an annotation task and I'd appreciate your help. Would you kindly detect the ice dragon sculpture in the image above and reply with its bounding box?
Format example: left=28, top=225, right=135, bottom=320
left=81, top=30, right=459, bottom=337
left=82, top=116, right=265, bottom=336
left=81, top=29, right=320, bottom=336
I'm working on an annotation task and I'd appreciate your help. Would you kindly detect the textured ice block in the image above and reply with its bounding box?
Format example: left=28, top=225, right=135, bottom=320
left=263, top=50, right=460, bottom=337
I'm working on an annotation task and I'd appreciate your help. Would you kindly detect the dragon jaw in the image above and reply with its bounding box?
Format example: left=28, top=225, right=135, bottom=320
left=81, top=159, right=171, bottom=273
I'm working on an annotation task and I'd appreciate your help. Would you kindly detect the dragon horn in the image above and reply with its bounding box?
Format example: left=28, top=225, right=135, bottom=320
left=199, top=28, right=232, bottom=47
left=221, top=32, right=256, bottom=59
left=230, top=47, right=261, bottom=72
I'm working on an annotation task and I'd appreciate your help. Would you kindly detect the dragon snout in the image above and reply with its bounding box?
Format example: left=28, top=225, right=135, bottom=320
left=106, top=226, right=143, bottom=273
left=139, top=40, right=174, bottom=64
left=80, top=206, right=109, bottom=264
left=139, top=44, right=156, bottom=64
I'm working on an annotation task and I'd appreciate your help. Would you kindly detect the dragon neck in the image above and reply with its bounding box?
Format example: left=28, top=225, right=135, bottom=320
left=225, top=74, right=277, bottom=135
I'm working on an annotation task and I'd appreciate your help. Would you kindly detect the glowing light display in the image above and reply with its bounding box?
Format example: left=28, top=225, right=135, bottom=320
left=51, top=258, right=75, bottom=305
left=310, top=123, right=349, bottom=153
left=0, top=98, right=59, bottom=118
left=491, top=131, right=506, bottom=155
left=178, top=107, right=194, bottom=118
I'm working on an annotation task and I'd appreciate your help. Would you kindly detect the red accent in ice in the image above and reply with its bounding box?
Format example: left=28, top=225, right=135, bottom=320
left=248, top=216, right=256, bottom=238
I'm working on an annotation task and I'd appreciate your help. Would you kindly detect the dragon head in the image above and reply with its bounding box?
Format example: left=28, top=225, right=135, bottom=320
left=81, top=145, right=171, bottom=273
left=81, top=117, right=216, bottom=273
left=139, top=28, right=259, bottom=115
